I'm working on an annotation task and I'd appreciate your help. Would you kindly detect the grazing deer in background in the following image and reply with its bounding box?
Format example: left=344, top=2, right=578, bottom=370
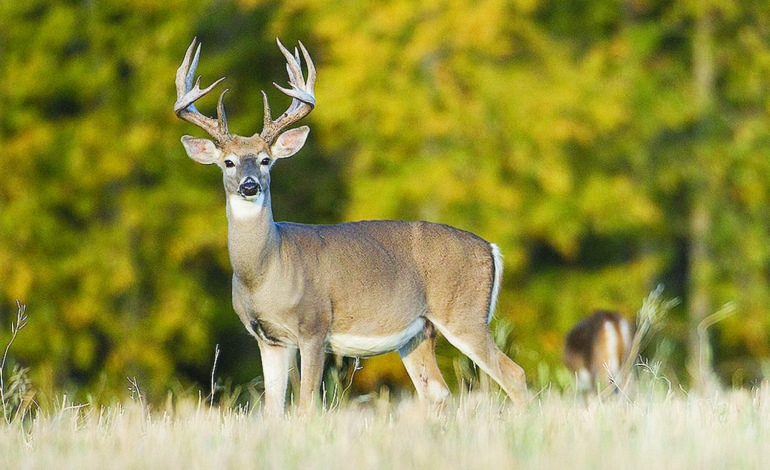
left=563, top=310, right=634, bottom=393
left=174, top=38, right=526, bottom=414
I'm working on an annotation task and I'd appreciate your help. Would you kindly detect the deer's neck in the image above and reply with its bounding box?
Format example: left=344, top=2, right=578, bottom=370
left=226, top=193, right=281, bottom=286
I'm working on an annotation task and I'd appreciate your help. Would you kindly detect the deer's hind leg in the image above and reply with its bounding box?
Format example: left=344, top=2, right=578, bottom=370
left=399, top=321, right=450, bottom=404
left=433, top=320, right=527, bottom=405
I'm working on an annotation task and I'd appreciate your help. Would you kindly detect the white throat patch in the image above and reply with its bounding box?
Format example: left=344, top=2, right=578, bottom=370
left=228, top=193, right=266, bottom=219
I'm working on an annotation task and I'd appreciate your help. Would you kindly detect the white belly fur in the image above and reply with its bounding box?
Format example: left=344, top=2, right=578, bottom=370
left=327, top=318, right=425, bottom=357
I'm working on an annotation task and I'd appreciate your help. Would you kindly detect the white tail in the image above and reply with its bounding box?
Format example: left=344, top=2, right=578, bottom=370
left=563, top=310, right=633, bottom=393
left=487, top=244, right=504, bottom=324
left=174, top=38, right=527, bottom=413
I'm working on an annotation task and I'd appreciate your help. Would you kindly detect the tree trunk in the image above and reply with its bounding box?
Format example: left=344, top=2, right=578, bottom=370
left=686, top=4, right=716, bottom=390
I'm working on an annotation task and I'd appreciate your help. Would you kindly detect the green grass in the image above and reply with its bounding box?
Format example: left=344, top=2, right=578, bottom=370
left=0, top=385, right=768, bottom=469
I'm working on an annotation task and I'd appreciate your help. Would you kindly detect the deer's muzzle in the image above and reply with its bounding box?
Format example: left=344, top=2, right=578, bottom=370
left=239, top=177, right=261, bottom=199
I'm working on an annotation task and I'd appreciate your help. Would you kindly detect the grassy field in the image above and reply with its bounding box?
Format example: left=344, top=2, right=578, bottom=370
left=1, top=383, right=767, bottom=470
left=1, top=294, right=765, bottom=469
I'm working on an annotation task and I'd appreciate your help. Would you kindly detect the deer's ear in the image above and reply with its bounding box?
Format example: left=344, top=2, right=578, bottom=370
left=181, top=136, right=221, bottom=165
left=271, top=126, right=309, bottom=159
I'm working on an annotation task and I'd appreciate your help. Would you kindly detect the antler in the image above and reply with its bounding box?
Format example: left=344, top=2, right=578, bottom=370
left=259, top=39, right=316, bottom=145
left=175, top=38, right=315, bottom=147
left=174, top=38, right=230, bottom=145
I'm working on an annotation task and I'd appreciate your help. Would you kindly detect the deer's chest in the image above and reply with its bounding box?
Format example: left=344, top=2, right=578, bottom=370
left=247, top=316, right=293, bottom=347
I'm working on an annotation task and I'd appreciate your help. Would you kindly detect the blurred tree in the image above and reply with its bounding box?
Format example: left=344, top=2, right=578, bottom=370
left=269, top=0, right=770, bottom=388
left=0, top=0, right=768, bottom=401
left=0, top=0, right=343, bottom=399
left=267, top=0, right=663, bottom=387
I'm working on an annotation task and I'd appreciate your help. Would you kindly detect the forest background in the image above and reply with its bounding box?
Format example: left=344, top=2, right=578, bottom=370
left=1, top=0, right=769, bottom=402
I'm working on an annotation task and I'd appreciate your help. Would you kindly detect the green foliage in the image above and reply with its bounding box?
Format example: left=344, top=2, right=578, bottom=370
left=1, top=0, right=769, bottom=401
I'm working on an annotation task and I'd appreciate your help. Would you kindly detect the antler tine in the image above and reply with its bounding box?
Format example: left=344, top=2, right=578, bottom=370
left=282, top=44, right=304, bottom=86
left=174, top=38, right=230, bottom=145
left=175, top=38, right=198, bottom=101
left=259, top=39, right=316, bottom=145
left=217, top=89, right=230, bottom=137
left=298, top=42, right=316, bottom=91
left=261, top=90, right=273, bottom=132
left=302, top=43, right=317, bottom=90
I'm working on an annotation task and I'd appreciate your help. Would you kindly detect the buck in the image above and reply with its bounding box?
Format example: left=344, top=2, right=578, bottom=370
left=563, top=310, right=634, bottom=393
left=174, top=38, right=526, bottom=413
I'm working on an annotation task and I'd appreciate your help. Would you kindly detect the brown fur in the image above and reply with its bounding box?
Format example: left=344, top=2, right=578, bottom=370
left=228, top=210, right=527, bottom=411
left=564, top=310, right=633, bottom=392
left=177, top=41, right=526, bottom=413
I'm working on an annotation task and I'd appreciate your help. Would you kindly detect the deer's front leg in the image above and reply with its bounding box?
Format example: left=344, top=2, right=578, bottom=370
left=297, top=337, right=326, bottom=413
left=258, top=340, right=295, bottom=417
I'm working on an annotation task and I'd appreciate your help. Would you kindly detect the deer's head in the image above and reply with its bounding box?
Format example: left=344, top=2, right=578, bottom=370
left=174, top=38, right=315, bottom=204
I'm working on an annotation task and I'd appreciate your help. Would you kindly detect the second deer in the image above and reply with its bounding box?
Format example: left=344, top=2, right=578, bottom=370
left=564, top=310, right=634, bottom=393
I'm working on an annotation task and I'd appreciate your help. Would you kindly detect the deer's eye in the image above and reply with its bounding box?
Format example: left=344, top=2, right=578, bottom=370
left=224, top=159, right=235, bottom=168
left=260, top=158, right=271, bottom=166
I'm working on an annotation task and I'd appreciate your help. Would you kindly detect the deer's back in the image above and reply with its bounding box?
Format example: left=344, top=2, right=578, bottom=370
left=277, top=220, right=496, bottom=332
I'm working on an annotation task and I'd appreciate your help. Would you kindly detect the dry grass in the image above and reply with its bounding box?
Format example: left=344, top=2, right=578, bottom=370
left=0, top=384, right=768, bottom=470
left=2, top=293, right=765, bottom=469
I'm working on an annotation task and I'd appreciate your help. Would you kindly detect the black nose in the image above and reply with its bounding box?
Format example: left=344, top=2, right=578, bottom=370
left=239, top=177, right=260, bottom=197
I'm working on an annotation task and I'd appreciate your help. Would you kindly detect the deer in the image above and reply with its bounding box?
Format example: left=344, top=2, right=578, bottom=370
left=174, top=37, right=527, bottom=414
left=563, top=310, right=634, bottom=393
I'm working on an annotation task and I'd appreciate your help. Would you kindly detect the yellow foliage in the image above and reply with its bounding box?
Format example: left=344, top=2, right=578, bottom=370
left=1, top=0, right=769, bottom=400
left=73, top=332, right=97, bottom=370
left=4, top=263, right=33, bottom=301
